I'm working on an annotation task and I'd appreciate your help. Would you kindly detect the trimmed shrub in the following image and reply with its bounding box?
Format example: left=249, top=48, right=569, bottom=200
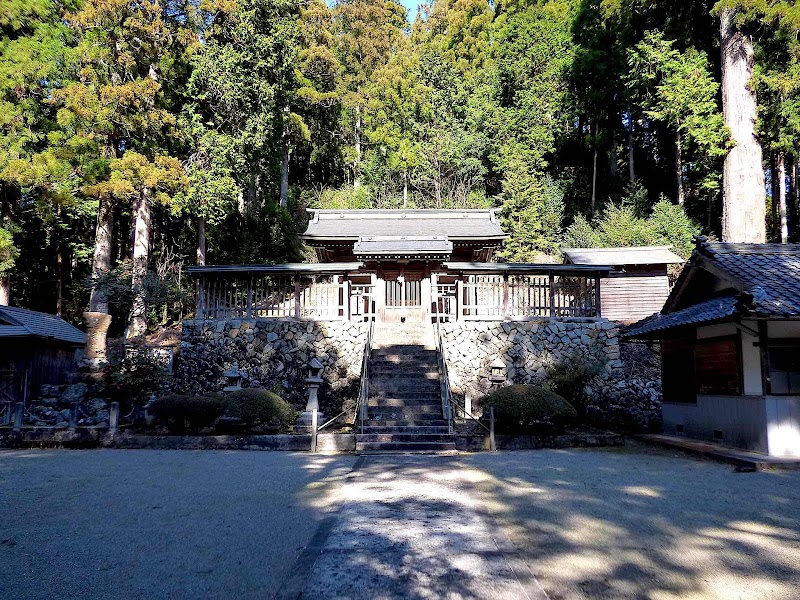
left=149, top=394, right=225, bottom=433
left=544, top=351, right=605, bottom=415
left=482, top=384, right=577, bottom=434
left=223, top=388, right=295, bottom=431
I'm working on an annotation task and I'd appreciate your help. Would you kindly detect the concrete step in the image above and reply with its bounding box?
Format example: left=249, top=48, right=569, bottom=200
left=361, top=425, right=451, bottom=435
left=363, top=419, right=449, bottom=427
left=367, top=397, right=441, bottom=408
left=369, top=367, right=439, bottom=377
left=369, top=384, right=440, bottom=396
left=369, top=404, right=442, bottom=415
left=355, top=441, right=457, bottom=452
left=356, top=433, right=454, bottom=443
left=372, top=349, right=437, bottom=359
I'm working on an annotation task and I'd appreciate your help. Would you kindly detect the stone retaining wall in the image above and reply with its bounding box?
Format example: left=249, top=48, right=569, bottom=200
left=441, top=319, right=661, bottom=431
left=175, top=319, right=369, bottom=414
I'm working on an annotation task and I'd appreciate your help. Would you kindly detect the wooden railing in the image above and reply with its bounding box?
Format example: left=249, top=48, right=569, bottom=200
left=190, top=263, right=607, bottom=322
left=434, top=270, right=602, bottom=321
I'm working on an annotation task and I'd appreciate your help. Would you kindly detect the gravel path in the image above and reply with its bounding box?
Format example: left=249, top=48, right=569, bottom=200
left=465, top=443, right=800, bottom=600
left=285, top=454, right=547, bottom=599
left=0, top=450, right=356, bottom=600
left=2, top=444, right=799, bottom=600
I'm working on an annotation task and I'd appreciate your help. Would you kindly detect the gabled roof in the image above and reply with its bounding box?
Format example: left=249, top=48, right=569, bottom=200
left=353, top=236, right=454, bottom=259
left=623, top=295, right=739, bottom=338
left=623, top=239, right=800, bottom=339
left=0, top=306, right=86, bottom=345
left=302, top=209, right=507, bottom=243
left=562, top=246, right=684, bottom=266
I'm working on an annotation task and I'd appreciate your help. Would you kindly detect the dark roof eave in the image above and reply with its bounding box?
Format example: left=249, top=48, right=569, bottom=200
left=443, top=262, right=614, bottom=275
left=302, top=234, right=508, bottom=242
left=186, top=262, right=364, bottom=275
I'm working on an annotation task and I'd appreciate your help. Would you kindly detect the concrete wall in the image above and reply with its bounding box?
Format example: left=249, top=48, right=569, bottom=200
left=663, top=396, right=769, bottom=453
left=174, top=319, right=369, bottom=414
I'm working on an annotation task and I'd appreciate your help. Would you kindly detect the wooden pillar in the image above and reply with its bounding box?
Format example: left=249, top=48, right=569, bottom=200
left=502, top=274, right=510, bottom=319
left=246, top=274, right=253, bottom=318
left=548, top=273, right=556, bottom=318
left=431, top=271, right=439, bottom=320
left=294, top=276, right=301, bottom=318
left=456, top=277, right=463, bottom=321
left=595, top=275, right=602, bottom=318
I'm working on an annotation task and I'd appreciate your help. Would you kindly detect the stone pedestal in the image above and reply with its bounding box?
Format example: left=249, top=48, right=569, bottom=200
left=295, top=372, right=324, bottom=432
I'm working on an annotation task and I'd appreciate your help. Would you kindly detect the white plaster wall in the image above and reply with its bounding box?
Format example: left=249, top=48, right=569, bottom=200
left=767, top=320, right=800, bottom=338
left=663, top=395, right=769, bottom=453
left=766, top=396, right=800, bottom=457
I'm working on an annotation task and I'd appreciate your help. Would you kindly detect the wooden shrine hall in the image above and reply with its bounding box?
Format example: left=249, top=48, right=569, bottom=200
left=188, top=209, right=612, bottom=323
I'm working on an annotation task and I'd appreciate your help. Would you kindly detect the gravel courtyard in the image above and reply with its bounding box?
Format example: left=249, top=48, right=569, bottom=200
left=1, top=444, right=798, bottom=600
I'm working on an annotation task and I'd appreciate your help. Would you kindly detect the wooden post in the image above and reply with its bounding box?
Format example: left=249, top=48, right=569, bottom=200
left=109, top=402, right=119, bottom=434
left=503, top=274, right=510, bottom=319
left=549, top=273, right=556, bottom=318
left=489, top=406, right=496, bottom=452
left=246, top=274, right=253, bottom=318
left=69, top=401, right=78, bottom=428
left=456, top=277, right=463, bottom=321
left=294, top=277, right=301, bottom=318
left=595, top=275, right=602, bottom=318
left=310, top=408, right=318, bottom=453
left=430, top=272, right=438, bottom=320
left=13, top=402, right=23, bottom=431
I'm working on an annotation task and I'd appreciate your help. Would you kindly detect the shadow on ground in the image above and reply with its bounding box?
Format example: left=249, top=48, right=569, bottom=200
left=464, top=444, right=800, bottom=600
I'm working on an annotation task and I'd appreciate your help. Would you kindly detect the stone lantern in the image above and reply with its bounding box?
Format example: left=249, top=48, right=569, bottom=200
left=295, top=358, right=325, bottom=432
left=222, top=362, right=248, bottom=392
left=489, top=357, right=507, bottom=385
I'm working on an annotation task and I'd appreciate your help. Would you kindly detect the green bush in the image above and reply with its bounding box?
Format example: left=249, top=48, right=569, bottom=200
left=482, top=384, right=577, bottom=434
left=149, top=394, right=225, bottom=433
left=102, top=343, right=168, bottom=407
left=545, top=352, right=605, bottom=415
left=223, top=388, right=295, bottom=431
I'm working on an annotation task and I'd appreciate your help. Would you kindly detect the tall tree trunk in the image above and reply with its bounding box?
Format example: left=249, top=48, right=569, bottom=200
left=403, top=171, right=408, bottom=208
left=591, top=149, right=598, bottom=216
left=778, top=153, right=788, bottom=243
left=354, top=105, right=361, bottom=188
left=628, top=120, right=636, bottom=182
left=770, top=152, right=779, bottom=240
left=280, top=139, right=289, bottom=208
left=197, top=216, right=206, bottom=266
left=56, top=247, right=63, bottom=316
left=720, top=9, right=766, bottom=243
left=675, top=131, right=685, bottom=206
left=126, top=188, right=151, bottom=341
left=89, top=196, right=114, bottom=313
left=0, top=277, right=8, bottom=305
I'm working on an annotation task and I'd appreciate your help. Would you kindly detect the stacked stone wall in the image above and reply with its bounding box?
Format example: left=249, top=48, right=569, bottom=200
left=175, top=319, right=369, bottom=414
left=441, top=319, right=661, bottom=431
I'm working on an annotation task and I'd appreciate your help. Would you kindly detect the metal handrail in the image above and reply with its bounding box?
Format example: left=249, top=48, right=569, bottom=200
left=356, top=319, right=374, bottom=435
left=433, top=313, right=492, bottom=435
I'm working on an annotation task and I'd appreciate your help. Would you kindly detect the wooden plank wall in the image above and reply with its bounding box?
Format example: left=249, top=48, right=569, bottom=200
left=600, top=273, right=670, bottom=322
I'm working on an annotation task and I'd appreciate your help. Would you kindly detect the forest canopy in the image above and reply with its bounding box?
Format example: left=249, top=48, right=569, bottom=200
left=1, top=0, right=799, bottom=332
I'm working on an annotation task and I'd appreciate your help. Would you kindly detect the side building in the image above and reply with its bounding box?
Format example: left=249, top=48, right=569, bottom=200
left=623, top=239, right=800, bottom=457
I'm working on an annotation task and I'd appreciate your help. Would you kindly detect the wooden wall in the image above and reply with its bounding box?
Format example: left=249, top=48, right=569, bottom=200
left=0, top=341, right=81, bottom=403
left=600, top=272, right=670, bottom=322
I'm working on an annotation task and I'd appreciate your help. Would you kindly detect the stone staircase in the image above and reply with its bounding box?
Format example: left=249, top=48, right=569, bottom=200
left=356, top=322, right=455, bottom=453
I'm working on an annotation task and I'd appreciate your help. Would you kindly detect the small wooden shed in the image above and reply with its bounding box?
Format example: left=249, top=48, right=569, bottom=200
left=0, top=306, right=86, bottom=404
left=562, top=246, right=684, bottom=323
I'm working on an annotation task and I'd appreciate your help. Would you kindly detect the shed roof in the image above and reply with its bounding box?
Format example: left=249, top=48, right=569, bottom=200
left=562, top=246, right=684, bottom=266
left=623, top=240, right=800, bottom=339
left=443, top=262, right=614, bottom=275
left=302, top=209, right=507, bottom=243
left=0, top=306, right=86, bottom=345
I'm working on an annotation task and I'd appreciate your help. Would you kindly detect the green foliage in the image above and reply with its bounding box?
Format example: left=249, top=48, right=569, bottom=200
left=545, top=352, right=606, bottom=415
left=102, top=344, right=168, bottom=407
left=0, top=225, right=17, bottom=275
left=483, top=384, right=577, bottom=434
left=149, top=394, right=225, bottom=434
left=223, top=388, right=296, bottom=431
left=565, top=195, right=701, bottom=259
